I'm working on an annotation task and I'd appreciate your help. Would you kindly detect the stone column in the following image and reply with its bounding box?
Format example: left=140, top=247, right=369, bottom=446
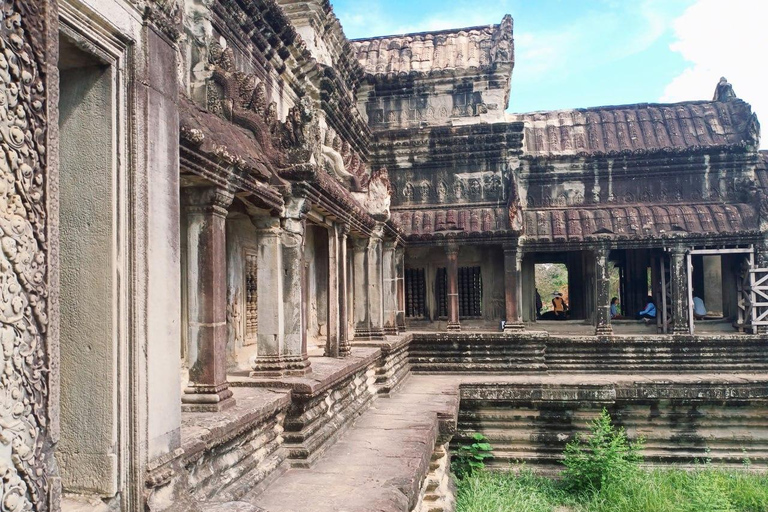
left=503, top=245, right=524, bottom=332
left=325, top=224, right=341, bottom=357
left=251, top=216, right=286, bottom=376
left=352, top=237, right=370, bottom=339
left=367, top=235, right=386, bottom=339
left=670, top=245, right=690, bottom=335
left=338, top=224, right=351, bottom=355
left=446, top=244, right=461, bottom=332
left=396, top=245, right=407, bottom=332
left=594, top=246, right=613, bottom=336
left=383, top=240, right=399, bottom=335
left=182, top=186, right=235, bottom=411
left=279, top=198, right=312, bottom=373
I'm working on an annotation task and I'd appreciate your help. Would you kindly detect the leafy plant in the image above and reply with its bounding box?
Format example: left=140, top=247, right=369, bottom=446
left=561, top=408, right=644, bottom=493
left=452, top=432, right=493, bottom=479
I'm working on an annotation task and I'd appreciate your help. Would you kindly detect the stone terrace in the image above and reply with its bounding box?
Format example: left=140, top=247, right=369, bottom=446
left=143, top=330, right=768, bottom=512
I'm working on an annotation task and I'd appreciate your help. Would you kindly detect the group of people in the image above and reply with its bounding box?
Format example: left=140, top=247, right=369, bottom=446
left=610, top=295, right=708, bottom=322
left=534, top=290, right=708, bottom=324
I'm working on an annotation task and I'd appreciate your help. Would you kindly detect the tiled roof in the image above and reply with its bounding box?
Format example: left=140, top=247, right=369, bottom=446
left=523, top=203, right=758, bottom=242
left=511, top=98, right=758, bottom=157
left=390, top=206, right=509, bottom=239
left=350, top=15, right=513, bottom=77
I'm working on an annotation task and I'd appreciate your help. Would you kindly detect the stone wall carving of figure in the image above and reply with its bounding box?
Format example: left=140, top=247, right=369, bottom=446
left=321, top=127, right=357, bottom=186
left=403, top=183, right=414, bottom=201
left=419, top=181, right=431, bottom=202
left=453, top=180, right=465, bottom=200
left=228, top=291, right=243, bottom=344
left=437, top=181, right=447, bottom=202
left=366, top=168, right=392, bottom=218
left=484, top=174, right=502, bottom=199
left=250, top=82, right=266, bottom=116
left=468, top=178, right=482, bottom=199
left=266, top=102, right=278, bottom=134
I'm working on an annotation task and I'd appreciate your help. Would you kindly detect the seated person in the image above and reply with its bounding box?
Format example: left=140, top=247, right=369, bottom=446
left=552, top=292, right=568, bottom=320
left=610, top=297, right=625, bottom=319
left=693, top=296, right=707, bottom=320
left=636, top=296, right=656, bottom=321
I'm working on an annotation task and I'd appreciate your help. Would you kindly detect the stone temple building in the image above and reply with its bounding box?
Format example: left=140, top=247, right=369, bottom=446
left=6, top=0, right=768, bottom=510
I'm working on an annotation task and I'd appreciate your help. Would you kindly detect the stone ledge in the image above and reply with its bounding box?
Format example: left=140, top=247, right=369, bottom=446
left=231, top=347, right=382, bottom=397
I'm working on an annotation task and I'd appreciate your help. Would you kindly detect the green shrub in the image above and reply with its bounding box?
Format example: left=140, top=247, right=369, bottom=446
left=451, top=432, right=493, bottom=479
left=561, top=408, right=644, bottom=493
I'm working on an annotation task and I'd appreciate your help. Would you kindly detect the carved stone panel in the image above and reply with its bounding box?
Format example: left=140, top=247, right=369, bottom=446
left=0, top=1, right=54, bottom=510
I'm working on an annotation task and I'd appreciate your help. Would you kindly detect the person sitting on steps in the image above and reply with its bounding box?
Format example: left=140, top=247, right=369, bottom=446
left=636, top=296, right=656, bottom=323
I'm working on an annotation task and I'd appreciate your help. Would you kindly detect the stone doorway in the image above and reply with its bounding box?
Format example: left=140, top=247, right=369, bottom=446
left=58, top=30, right=123, bottom=502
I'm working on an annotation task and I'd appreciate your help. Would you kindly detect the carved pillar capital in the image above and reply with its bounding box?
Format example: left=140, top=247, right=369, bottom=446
left=351, top=236, right=368, bottom=253
left=182, top=186, right=234, bottom=217
left=445, top=244, right=460, bottom=258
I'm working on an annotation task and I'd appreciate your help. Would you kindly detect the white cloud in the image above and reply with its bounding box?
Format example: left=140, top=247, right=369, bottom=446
left=661, top=0, right=768, bottom=146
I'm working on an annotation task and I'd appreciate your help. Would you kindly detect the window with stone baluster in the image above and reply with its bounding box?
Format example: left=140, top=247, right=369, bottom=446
left=244, top=251, right=258, bottom=345
left=405, top=268, right=427, bottom=318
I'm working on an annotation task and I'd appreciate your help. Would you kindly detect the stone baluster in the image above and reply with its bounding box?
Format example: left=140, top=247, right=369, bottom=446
left=670, top=245, right=690, bottom=335
left=182, top=186, right=235, bottom=411
left=446, top=244, right=461, bottom=332
left=594, top=245, right=613, bottom=336
left=503, top=244, right=524, bottom=332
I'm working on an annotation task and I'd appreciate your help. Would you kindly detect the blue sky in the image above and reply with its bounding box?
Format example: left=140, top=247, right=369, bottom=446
left=331, top=0, right=767, bottom=144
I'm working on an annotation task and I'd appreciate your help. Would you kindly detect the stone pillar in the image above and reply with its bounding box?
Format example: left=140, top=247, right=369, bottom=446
left=396, top=245, right=407, bottom=332
left=338, top=224, right=351, bottom=356
left=670, top=246, right=690, bottom=335
left=446, top=244, right=461, bottom=332
left=594, top=246, right=613, bottom=336
left=182, top=186, right=235, bottom=411
left=367, top=235, right=386, bottom=339
left=503, top=245, right=524, bottom=332
left=383, top=240, right=399, bottom=335
left=251, top=216, right=287, bottom=376
left=279, top=198, right=311, bottom=373
left=352, top=237, right=370, bottom=339
left=325, top=224, right=341, bottom=357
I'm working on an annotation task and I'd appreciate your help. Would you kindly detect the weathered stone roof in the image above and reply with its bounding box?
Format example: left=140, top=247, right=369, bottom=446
left=350, top=15, right=513, bottom=77
left=391, top=206, right=509, bottom=240
left=522, top=203, right=758, bottom=242
left=512, top=97, right=759, bottom=158
left=179, top=95, right=276, bottom=181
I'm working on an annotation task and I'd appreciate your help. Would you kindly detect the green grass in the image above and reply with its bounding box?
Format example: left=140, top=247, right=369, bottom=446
left=455, top=468, right=768, bottom=512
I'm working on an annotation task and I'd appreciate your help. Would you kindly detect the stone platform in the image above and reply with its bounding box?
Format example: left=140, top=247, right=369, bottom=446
left=248, top=376, right=458, bottom=512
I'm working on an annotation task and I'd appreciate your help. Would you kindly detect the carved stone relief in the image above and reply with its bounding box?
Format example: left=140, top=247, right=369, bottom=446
left=0, top=1, right=51, bottom=509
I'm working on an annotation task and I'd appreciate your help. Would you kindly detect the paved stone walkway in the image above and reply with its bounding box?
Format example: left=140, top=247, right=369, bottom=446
left=249, top=376, right=458, bottom=512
